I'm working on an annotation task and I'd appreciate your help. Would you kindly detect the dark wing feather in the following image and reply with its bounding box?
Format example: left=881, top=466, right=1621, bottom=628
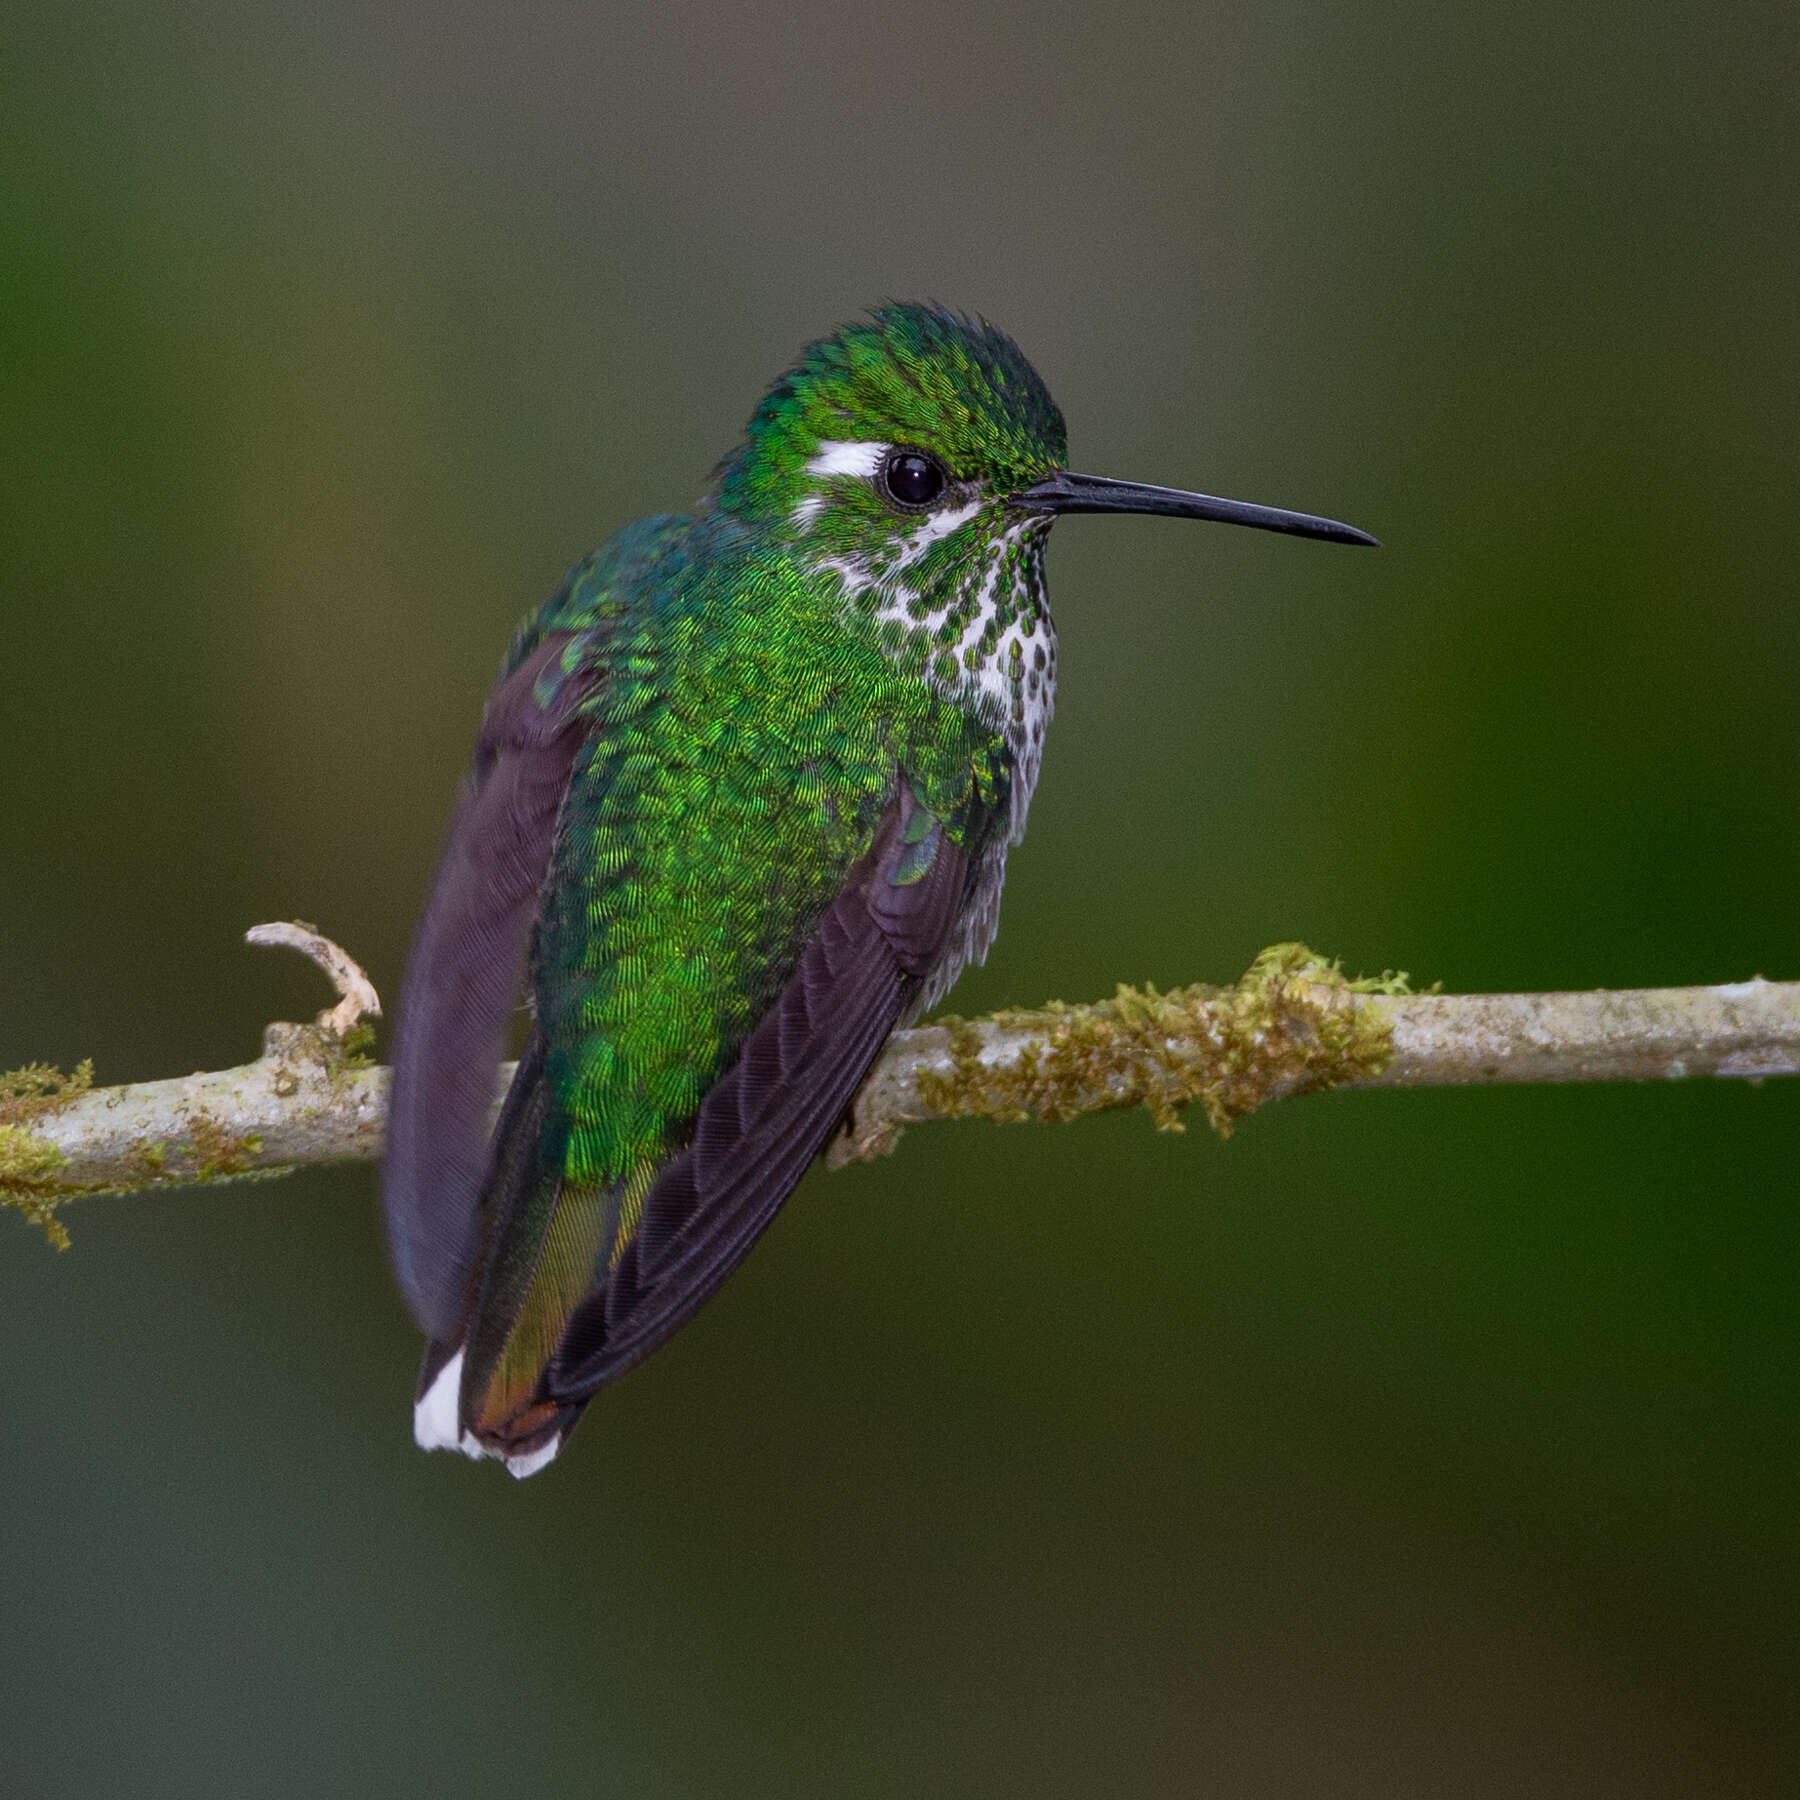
left=545, top=782, right=969, bottom=1399
left=383, top=635, right=594, bottom=1342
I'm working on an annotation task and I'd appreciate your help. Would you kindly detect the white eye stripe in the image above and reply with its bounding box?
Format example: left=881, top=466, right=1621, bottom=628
left=806, top=440, right=890, bottom=479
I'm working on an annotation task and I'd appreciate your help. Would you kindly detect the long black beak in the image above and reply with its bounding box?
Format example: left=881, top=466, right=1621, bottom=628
left=1017, top=470, right=1379, bottom=548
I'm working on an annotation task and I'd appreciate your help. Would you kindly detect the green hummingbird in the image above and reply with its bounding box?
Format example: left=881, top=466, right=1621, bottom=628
left=384, top=303, right=1375, bottom=1477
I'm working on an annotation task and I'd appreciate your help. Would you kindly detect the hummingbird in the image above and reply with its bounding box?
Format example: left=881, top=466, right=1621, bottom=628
left=384, top=303, right=1375, bottom=1477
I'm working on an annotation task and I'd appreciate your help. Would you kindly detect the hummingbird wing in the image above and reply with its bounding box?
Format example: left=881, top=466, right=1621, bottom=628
left=383, top=632, right=600, bottom=1345
left=548, top=780, right=970, bottom=1395
left=387, top=512, right=686, bottom=1364
left=444, top=775, right=979, bottom=1472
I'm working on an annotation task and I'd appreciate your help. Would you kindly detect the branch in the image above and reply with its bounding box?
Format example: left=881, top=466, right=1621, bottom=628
left=5, top=931, right=1797, bottom=1247
left=243, top=920, right=382, bottom=1038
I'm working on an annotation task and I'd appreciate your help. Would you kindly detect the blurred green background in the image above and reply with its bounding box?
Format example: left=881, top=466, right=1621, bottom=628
left=4, top=2, right=1797, bottom=1793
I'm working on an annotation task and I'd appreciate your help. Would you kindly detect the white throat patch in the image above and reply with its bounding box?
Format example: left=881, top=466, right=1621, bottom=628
left=786, top=437, right=1057, bottom=848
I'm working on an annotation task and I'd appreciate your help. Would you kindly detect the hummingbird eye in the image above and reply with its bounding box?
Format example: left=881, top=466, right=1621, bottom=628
left=881, top=449, right=947, bottom=509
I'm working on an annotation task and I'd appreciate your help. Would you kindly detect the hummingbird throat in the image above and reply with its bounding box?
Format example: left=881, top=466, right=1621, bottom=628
left=793, top=440, right=1058, bottom=811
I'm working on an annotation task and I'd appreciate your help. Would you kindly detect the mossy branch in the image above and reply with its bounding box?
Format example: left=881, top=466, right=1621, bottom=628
left=6, top=929, right=1798, bottom=1248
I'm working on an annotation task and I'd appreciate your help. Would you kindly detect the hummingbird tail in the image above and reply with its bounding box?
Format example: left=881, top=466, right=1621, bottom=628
left=405, top=1032, right=604, bottom=1480
left=411, top=1339, right=575, bottom=1480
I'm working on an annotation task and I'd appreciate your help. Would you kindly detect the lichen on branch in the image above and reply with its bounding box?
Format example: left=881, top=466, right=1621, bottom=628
left=856, top=944, right=1413, bottom=1155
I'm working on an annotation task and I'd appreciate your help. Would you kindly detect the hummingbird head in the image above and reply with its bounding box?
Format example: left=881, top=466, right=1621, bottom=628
left=716, top=302, right=1066, bottom=532
left=713, top=306, right=1074, bottom=743
left=713, top=304, right=1374, bottom=750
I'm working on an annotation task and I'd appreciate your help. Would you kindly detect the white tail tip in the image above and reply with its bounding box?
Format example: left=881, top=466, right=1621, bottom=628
left=413, top=1350, right=467, bottom=1452
left=411, top=1348, right=565, bottom=1477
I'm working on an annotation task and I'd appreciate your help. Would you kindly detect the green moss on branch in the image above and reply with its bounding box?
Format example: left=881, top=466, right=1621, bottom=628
left=913, top=944, right=1412, bottom=1139
left=0, top=1060, right=96, bottom=1249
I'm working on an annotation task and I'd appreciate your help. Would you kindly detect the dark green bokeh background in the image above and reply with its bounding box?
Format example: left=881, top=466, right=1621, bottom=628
left=5, top=3, right=1797, bottom=1792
